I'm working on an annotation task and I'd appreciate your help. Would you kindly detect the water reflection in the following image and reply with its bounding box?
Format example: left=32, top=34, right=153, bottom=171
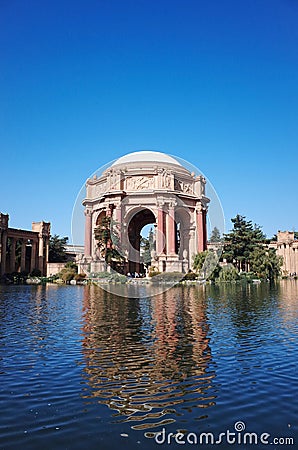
left=81, top=285, right=216, bottom=432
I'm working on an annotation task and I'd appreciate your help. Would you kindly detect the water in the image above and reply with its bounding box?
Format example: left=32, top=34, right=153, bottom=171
left=0, top=282, right=297, bottom=449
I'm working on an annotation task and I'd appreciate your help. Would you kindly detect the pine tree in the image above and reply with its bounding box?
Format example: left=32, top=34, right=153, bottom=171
left=223, top=215, right=265, bottom=271
left=209, top=226, right=222, bottom=242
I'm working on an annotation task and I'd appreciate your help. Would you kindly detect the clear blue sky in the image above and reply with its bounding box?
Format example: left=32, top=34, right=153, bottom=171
left=1, top=0, right=297, bottom=243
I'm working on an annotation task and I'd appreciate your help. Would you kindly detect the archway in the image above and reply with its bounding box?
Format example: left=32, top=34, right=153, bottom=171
left=127, top=208, right=156, bottom=275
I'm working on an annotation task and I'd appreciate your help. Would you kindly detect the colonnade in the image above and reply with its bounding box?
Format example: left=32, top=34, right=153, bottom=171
left=0, top=213, right=50, bottom=277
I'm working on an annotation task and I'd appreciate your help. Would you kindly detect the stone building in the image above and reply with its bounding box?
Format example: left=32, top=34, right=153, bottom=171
left=80, top=151, right=209, bottom=274
left=0, top=213, right=50, bottom=277
left=270, top=231, right=298, bottom=276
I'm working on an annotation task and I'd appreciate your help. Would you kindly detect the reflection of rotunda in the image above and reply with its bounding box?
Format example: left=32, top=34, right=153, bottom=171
left=82, top=151, right=209, bottom=274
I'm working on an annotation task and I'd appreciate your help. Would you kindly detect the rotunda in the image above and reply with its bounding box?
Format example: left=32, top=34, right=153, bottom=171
left=82, top=151, right=209, bottom=274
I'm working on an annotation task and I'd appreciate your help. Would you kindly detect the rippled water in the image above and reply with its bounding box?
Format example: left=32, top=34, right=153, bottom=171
left=0, top=281, right=297, bottom=449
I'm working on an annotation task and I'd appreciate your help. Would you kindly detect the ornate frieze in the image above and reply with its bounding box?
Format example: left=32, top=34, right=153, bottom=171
left=126, top=176, right=154, bottom=190
left=174, top=178, right=194, bottom=194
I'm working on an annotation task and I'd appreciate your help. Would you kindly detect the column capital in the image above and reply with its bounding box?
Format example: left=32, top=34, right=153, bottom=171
left=84, top=208, right=92, bottom=217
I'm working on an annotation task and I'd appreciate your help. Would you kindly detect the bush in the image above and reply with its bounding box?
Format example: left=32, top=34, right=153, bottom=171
left=58, top=267, right=76, bottom=283
left=148, top=266, right=161, bottom=277
left=150, top=272, right=184, bottom=283
left=74, top=273, right=86, bottom=282
left=30, top=268, right=42, bottom=277
left=183, top=271, right=198, bottom=281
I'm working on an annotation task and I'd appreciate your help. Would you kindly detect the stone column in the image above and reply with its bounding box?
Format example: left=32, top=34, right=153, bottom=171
left=157, top=203, right=165, bottom=255
left=166, top=204, right=176, bottom=255
left=30, top=241, right=37, bottom=272
left=0, top=231, right=7, bottom=275
left=196, top=204, right=206, bottom=252
left=38, top=235, right=44, bottom=273
left=21, top=240, right=26, bottom=271
left=84, top=209, right=92, bottom=258
left=10, top=238, right=16, bottom=272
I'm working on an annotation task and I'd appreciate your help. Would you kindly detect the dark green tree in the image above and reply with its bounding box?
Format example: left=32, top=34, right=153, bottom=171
left=140, top=228, right=154, bottom=268
left=94, top=216, right=112, bottom=259
left=250, top=246, right=283, bottom=280
left=193, top=250, right=221, bottom=280
left=49, top=235, right=68, bottom=262
left=193, top=250, right=208, bottom=272
left=209, top=226, right=222, bottom=242
left=94, top=215, right=124, bottom=269
left=223, top=215, right=266, bottom=271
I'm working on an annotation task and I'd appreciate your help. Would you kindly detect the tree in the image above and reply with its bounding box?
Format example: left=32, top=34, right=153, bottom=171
left=141, top=228, right=155, bottom=268
left=223, top=215, right=266, bottom=271
left=49, top=235, right=68, bottom=262
left=94, top=215, right=124, bottom=269
left=193, top=251, right=208, bottom=272
left=193, top=250, right=220, bottom=280
left=209, top=227, right=222, bottom=242
left=250, top=246, right=283, bottom=280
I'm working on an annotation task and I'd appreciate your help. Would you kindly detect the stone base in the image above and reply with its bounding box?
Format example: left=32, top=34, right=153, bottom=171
left=157, top=255, right=188, bottom=273
left=90, top=260, right=106, bottom=273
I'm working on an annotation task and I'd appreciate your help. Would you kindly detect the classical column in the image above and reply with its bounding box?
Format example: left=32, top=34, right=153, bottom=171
left=166, top=203, right=176, bottom=255
left=114, top=204, right=122, bottom=250
left=21, top=240, right=26, bottom=271
left=0, top=231, right=8, bottom=275
left=105, top=206, right=113, bottom=249
left=30, top=241, right=37, bottom=272
left=196, top=204, right=207, bottom=252
left=84, top=209, right=92, bottom=258
left=156, top=203, right=165, bottom=255
left=10, top=238, right=16, bottom=272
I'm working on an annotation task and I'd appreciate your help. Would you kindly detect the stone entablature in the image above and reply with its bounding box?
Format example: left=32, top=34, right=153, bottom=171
left=0, top=213, right=50, bottom=277
left=81, top=152, right=209, bottom=274
left=85, top=162, right=207, bottom=201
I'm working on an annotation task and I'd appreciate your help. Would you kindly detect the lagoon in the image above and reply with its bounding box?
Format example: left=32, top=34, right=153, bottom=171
left=0, top=282, right=297, bottom=449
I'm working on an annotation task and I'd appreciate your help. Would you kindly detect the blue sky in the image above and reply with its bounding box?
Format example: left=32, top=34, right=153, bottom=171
left=1, top=0, right=297, bottom=243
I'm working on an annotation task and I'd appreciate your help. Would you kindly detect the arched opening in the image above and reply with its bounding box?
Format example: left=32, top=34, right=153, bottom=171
left=127, top=208, right=156, bottom=276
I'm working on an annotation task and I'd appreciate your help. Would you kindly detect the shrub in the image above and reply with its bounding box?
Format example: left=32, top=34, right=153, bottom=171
left=183, top=271, right=198, bottom=281
left=148, top=266, right=161, bottom=277
left=30, top=268, right=42, bottom=277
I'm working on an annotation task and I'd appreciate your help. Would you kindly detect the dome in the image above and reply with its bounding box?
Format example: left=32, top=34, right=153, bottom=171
left=111, top=151, right=182, bottom=167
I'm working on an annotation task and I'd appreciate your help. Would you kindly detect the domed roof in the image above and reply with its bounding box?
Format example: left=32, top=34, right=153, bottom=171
left=112, top=151, right=182, bottom=167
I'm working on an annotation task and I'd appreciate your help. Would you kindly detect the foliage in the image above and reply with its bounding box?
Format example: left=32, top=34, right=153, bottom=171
left=193, top=250, right=220, bottom=280
left=94, top=216, right=124, bottom=268
left=223, top=215, right=266, bottom=271
left=65, top=261, right=78, bottom=271
left=218, top=264, right=240, bottom=282
left=49, top=235, right=68, bottom=262
left=249, top=246, right=283, bottom=280
left=209, top=226, right=222, bottom=242
left=193, top=251, right=208, bottom=272
left=30, top=268, right=41, bottom=277
left=140, top=228, right=155, bottom=267
left=58, top=267, right=76, bottom=282
left=183, top=271, right=198, bottom=281
left=94, top=216, right=112, bottom=256
left=150, top=272, right=184, bottom=283
left=148, top=266, right=161, bottom=277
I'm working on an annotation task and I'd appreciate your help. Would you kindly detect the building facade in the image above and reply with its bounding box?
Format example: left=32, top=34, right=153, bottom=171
left=270, top=231, right=298, bottom=276
left=80, top=151, right=209, bottom=274
left=0, top=213, right=50, bottom=277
